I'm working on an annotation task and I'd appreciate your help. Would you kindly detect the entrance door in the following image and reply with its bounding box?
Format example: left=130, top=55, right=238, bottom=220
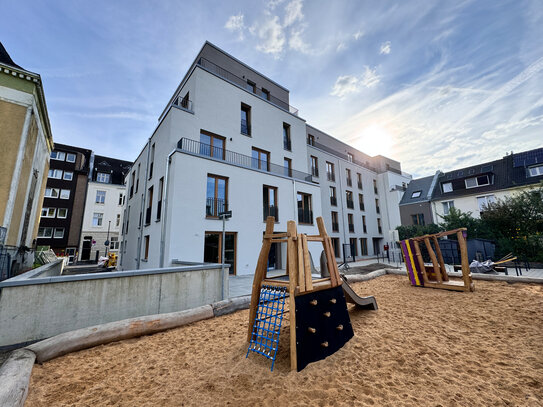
left=372, top=238, right=381, bottom=255
left=204, top=232, right=237, bottom=275
left=81, top=237, right=92, bottom=260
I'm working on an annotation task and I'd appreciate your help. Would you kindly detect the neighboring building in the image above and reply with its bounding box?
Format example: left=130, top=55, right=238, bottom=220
left=0, top=41, right=53, bottom=276
left=399, top=148, right=543, bottom=226
left=399, top=172, right=439, bottom=226
left=36, top=144, right=92, bottom=262
left=120, top=42, right=409, bottom=274
left=78, top=155, right=131, bottom=262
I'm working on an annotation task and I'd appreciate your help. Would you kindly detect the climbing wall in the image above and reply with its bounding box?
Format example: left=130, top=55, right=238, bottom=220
left=294, top=285, right=354, bottom=371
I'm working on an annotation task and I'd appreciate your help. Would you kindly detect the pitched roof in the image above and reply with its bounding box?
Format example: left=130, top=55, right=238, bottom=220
left=0, top=42, right=23, bottom=69
left=399, top=174, right=436, bottom=205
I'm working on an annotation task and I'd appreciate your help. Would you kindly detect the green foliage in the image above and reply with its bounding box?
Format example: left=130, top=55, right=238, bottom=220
left=438, top=207, right=492, bottom=240
left=396, top=224, right=441, bottom=240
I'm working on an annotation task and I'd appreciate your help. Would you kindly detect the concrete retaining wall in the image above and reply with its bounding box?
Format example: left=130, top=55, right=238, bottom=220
left=0, top=264, right=227, bottom=348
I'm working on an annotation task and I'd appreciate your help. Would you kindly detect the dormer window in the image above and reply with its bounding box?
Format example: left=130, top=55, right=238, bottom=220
left=411, top=190, right=422, bottom=198
left=442, top=182, right=453, bottom=193
left=528, top=165, right=543, bottom=177
left=465, top=175, right=490, bottom=189
left=96, top=172, right=111, bottom=183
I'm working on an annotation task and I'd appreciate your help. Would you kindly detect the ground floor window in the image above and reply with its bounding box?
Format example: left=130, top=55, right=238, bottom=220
left=350, top=238, right=358, bottom=257
left=331, top=237, right=340, bottom=258
left=204, top=232, right=237, bottom=275
left=360, top=238, right=368, bottom=256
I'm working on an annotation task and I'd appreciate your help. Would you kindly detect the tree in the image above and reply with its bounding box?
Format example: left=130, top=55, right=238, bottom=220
left=396, top=223, right=442, bottom=241
left=438, top=207, right=491, bottom=240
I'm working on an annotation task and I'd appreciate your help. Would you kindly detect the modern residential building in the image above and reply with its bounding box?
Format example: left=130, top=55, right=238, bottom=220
left=36, top=144, right=92, bottom=261
left=399, top=148, right=543, bottom=226
left=120, top=42, right=409, bottom=274
left=0, top=41, right=53, bottom=277
left=78, top=155, right=131, bottom=262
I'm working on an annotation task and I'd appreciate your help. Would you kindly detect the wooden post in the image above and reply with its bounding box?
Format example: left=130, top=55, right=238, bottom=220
left=432, top=236, right=449, bottom=281
left=423, top=237, right=442, bottom=283
left=316, top=217, right=339, bottom=287
left=302, top=234, right=313, bottom=291
left=247, top=217, right=275, bottom=341
left=456, top=229, right=473, bottom=291
left=296, top=232, right=305, bottom=294
left=287, top=221, right=298, bottom=371
left=413, top=240, right=430, bottom=285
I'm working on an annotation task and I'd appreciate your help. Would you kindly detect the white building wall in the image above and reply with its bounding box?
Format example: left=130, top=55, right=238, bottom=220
left=378, top=171, right=412, bottom=242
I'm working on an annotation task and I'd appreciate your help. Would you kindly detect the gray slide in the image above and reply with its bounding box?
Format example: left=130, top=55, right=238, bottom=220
left=340, top=275, right=378, bottom=310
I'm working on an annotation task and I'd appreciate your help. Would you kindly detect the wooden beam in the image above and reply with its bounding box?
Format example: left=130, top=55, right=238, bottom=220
left=432, top=235, right=449, bottom=281
left=247, top=217, right=275, bottom=341
left=456, top=230, right=474, bottom=292
left=302, top=234, right=313, bottom=291
left=295, top=231, right=305, bottom=294
left=287, top=221, right=299, bottom=371
left=305, top=236, right=325, bottom=242
left=263, top=233, right=288, bottom=239
left=413, top=240, right=430, bottom=285
left=424, top=237, right=442, bottom=283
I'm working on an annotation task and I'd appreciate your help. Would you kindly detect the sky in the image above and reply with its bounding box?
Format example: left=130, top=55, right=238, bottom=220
left=1, top=0, right=542, bottom=178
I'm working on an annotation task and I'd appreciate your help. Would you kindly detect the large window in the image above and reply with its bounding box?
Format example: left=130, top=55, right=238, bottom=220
left=331, top=237, right=340, bottom=258
left=200, top=130, right=225, bottom=159
left=157, top=177, right=164, bottom=221
left=283, top=123, right=291, bottom=151
left=63, top=171, right=73, bottom=181
left=92, top=212, right=103, bottom=227
left=60, top=189, right=70, bottom=199
left=348, top=214, right=354, bottom=233
left=330, top=186, right=337, bottom=206
left=347, top=153, right=354, bottom=163
left=326, top=162, right=335, bottom=181
left=297, top=192, right=313, bottom=224
left=360, top=238, right=368, bottom=256
left=41, top=208, right=56, bottom=218
left=48, top=169, right=62, bottom=179
left=357, top=173, right=362, bottom=189
left=145, top=186, right=153, bottom=225
left=66, top=153, right=76, bottom=163
left=375, top=198, right=380, bottom=213
left=96, top=172, right=111, bottom=183
left=206, top=174, right=228, bottom=218
left=331, top=211, right=339, bottom=232
left=283, top=157, right=292, bottom=177
left=528, top=165, right=543, bottom=177
left=38, top=227, right=53, bottom=238
left=373, top=179, right=378, bottom=194
left=149, top=143, right=155, bottom=179
left=362, top=215, right=367, bottom=233
left=346, top=191, right=354, bottom=209
left=53, top=228, right=64, bottom=239
left=50, top=151, right=66, bottom=161
left=442, top=200, right=454, bottom=215
left=252, top=147, right=270, bottom=171
left=412, top=213, right=425, bottom=226
left=241, top=104, right=251, bottom=136
left=377, top=218, right=382, bottom=234
left=346, top=169, right=352, bottom=187
left=96, top=190, right=106, bottom=204
left=477, top=195, right=495, bottom=211
left=45, top=188, right=59, bottom=198
left=263, top=185, right=278, bottom=221
left=144, top=235, right=150, bottom=260
left=311, top=156, right=318, bottom=177
left=442, top=182, right=453, bottom=193
left=465, top=175, right=491, bottom=189
left=350, top=238, right=358, bottom=256
left=307, top=134, right=315, bottom=146
left=57, top=208, right=68, bottom=218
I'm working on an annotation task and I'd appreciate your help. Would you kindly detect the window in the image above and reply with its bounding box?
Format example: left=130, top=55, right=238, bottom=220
left=145, top=186, right=153, bottom=225
left=57, top=208, right=68, bottom=219
left=53, top=228, right=64, bottom=239
left=38, top=227, right=53, bottom=238
left=329, top=186, right=337, bottom=206
left=348, top=214, right=354, bottom=233
left=41, top=208, right=56, bottom=218
left=442, top=201, right=454, bottom=215
left=283, top=123, right=291, bottom=151
left=331, top=211, right=339, bottom=232
left=477, top=195, right=496, bottom=211
left=118, top=193, right=123, bottom=205
left=465, top=175, right=490, bottom=189
left=92, top=212, right=103, bottom=227
left=96, top=172, right=111, bottom=183
left=200, top=131, right=225, bottom=159
left=246, top=80, right=256, bottom=93
left=307, top=134, right=315, bottom=146
left=110, top=236, right=119, bottom=250
left=373, top=179, right=378, bottom=194
left=360, top=238, right=368, bottom=256
left=362, top=215, right=367, bottom=233
left=206, top=174, right=228, bottom=218
left=411, top=190, right=422, bottom=198
left=283, top=158, right=292, bottom=177
left=179, top=91, right=190, bottom=109
left=252, top=147, right=270, bottom=171
left=346, top=191, right=354, bottom=209
left=96, top=190, right=106, bottom=204
left=116, top=214, right=121, bottom=227
left=157, top=177, right=164, bottom=221
left=261, top=88, right=270, bottom=100
left=45, top=188, right=59, bottom=198
left=331, top=237, right=340, bottom=258
left=528, top=165, right=543, bottom=177
left=442, top=182, right=453, bottom=193
left=412, top=214, right=425, bottom=226
left=350, top=238, right=358, bottom=257
left=263, top=185, right=278, bottom=221
left=377, top=218, right=382, bottom=234
left=375, top=198, right=380, bottom=213
left=326, top=162, right=335, bottom=181
left=241, top=104, right=251, bottom=135
left=63, top=171, right=73, bottom=181
left=136, top=164, right=140, bottom=192
left=357, top=173, right=362, bottom=189
left=130, top=171, right=135, bottom=198
left=347, top=153, right=353, bottom=163
left=359, top=194, right=365, bottom=211
left=149, top=143, right=155, bottom=179
left=48, top=169, right=62, bottom=179
left=297, top=192, right=313, bottom=224
left=144, top=235, right=150, bottom=260
left=311, top=156, right=319, bottom=177
left=50, top=151, right=65, bottom=161
left=66, top=153, right=76, bottom=163
left=60, top=189, right=70, bottom=199
left=346, top=169, right=352, bottom=186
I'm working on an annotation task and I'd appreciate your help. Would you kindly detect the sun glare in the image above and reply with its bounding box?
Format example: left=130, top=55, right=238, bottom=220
left=353, top=124, right=394, bottom=157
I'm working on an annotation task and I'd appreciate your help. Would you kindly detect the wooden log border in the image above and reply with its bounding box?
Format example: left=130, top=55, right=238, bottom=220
left=1, top=269, right=541, bottom=407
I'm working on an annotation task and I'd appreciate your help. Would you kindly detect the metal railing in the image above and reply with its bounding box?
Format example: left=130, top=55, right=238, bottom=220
left=298, top=209, right=313, bottom=224
left=172, top=95, right=194, bottom=112
left=313, top=141, right=378, bottom=172
left=206, top=198, right=228, bottom=218
left=311, top=166, right=319, bottom=177
left=327, top=172, right=335, bottom=182
left=0, top=245, right=12, bottom=282
left=178, top=138, right=313, bottom=182
left=330, top=196, right=337, bottom=206
left=198, top=57, right=299, bottom=116
left=346, top=199, right=354, bottom=209
left=264, top=205, right=279, bottom=221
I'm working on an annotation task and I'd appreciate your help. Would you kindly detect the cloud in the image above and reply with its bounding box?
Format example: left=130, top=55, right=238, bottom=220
left=225, top=13, right=245, bottom=40
left=336, top=42, right=346, bottom=52
left=354, top=30, right=364, bottom=40
left=284, top=0, right=304, bottom=27
left=330, top=67, right=380, bottom=97
left=289, top=28, right=311, bottom=53
left=253, top=16, right=286, bottom=56
left=380, top=41, right=391, bottom=55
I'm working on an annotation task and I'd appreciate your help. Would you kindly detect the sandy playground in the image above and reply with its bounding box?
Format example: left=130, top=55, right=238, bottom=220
left=26, top=275, right=543, bottom=406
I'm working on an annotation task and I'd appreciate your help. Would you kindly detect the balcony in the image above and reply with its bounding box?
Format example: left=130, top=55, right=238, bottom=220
left=198, top=57, right=299, bottom=116
left=330, top=196, right=337, bottom=206
left=332, top=222, right=339, bottom=232
left=359, top=202, right=365, bottom=211
left=172, top=95, right=194, bottom=112
left=206, top=198, right=228, bottom=218
left=348, top=224, right=355, bottom=233
left=346, top=178, right=352, bottom=187
left=327, top=172, right=335, bottom=182
left=145, top=207, right=152, bottom=225
left=241, top=119, right=251, bottom=136
left=358, top=181, right=363, bottom=189
left=298, top=208, right=313, bottom=224
left=263, top=205, right=279, bottom=221
left=178, top=138, right=312, bottom=182
left=311, top=166, right=319, bottom=177
left=346, top=199, right=354, bottom=209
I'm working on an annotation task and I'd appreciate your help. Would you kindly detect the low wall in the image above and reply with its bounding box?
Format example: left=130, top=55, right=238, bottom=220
left=0, top=264, right=228, bottom=348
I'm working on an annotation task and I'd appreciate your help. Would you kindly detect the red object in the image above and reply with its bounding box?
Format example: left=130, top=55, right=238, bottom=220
left=384, top=245, right=389, bottom=251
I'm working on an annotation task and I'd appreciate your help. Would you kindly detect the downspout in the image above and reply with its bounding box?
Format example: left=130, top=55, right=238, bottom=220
left=136, top=138, right=152, bottom=269
left=159, top=149, right=178, bottom=268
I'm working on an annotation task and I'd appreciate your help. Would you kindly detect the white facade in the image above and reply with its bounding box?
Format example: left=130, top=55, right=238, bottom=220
left=79, top=181, right=125, bottom=261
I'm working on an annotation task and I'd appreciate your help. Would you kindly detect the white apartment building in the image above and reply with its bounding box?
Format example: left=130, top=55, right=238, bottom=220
left=120, top=42, right=409, bottom=274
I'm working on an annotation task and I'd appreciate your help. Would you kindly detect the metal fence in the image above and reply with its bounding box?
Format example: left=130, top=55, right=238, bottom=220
left=0, top=245, right=12, bottom=281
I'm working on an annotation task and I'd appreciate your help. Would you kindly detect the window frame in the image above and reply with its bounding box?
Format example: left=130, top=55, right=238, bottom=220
left=465, top=175, right=490, bottom=189
left=92, top=212, right=104, bottom=227
left=63, top=171, right=73, bottom=181
left=297, top=192, right=313, bottom=225
left=283, top=157, right=292, bottom=177
left=57, top=208, right=68, bottom=219
left=66, top=153, right=76, bottom=163
left=41, top=207, right=56, bottom=218
left=38, top=227, right=53, bottom=238
left=442, top=182, right=453, bottom=193
left=252, top=147, right=270, bottom=171
left=53, top=228, right=64, bottom=239
left=241, top=103, right=251, bottom=136
left=45, top=188, right=60, bottom=198
left=96, top=172, right=111, bottom=184
left=442, top=200, right=454, bottom=215
left=206, top=174, right=229, bottom=218
left=326, top=162, right=335, bottom=181
left=283, top=123, right=291, bottom=151
left=50, top=151, right=66, bottom=161
left=60, top=189, right=70, bottom=200
left=411, top=190, right=422, bottom=198
left=96, top=190, right=106, bottom=204
left=310, top=155, right=318, bottom=177
left=48, top=169, right=63, bottom=179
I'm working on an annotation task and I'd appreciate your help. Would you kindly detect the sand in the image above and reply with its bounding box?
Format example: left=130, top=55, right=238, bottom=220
left=26, top=275, right=543, bottom=406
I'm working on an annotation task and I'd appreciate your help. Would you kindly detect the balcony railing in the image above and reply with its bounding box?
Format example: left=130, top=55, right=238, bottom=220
left=241, top=119, right=251, bottom=136
left=330, top=196, right=337, bottom=206
left=311, top=167, right=319, bottom=177
left=206, top=197, right=228, bottom=218
left=172, top=95, right=194, bottom=112
left=178, top=138, right=313, bottom=182
left=263, top=205, right=279, bottom=221
left=346, top=178, right=352, bottom=187
left=346, top=199, right=354, bottom=209
left=198, top=57, right=299, bottom=116
left=327, top=172, right=335, bottom=182
left=359, top=202, right=365, bottom=211
left=298, top=208, right=313, bottom=224
left=348, top=224, right=355, bottom=233
left=332, top=222, right=339, bottom=232
left=145, top=207, right=152, bottom=225
left=358, top=181, right=363, bottom=189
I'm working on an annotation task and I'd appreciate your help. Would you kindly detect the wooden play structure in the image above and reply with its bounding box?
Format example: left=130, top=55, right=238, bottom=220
left=246, top=216, right=377, bottom=371
left=400, top=228, right=475, bottom=292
